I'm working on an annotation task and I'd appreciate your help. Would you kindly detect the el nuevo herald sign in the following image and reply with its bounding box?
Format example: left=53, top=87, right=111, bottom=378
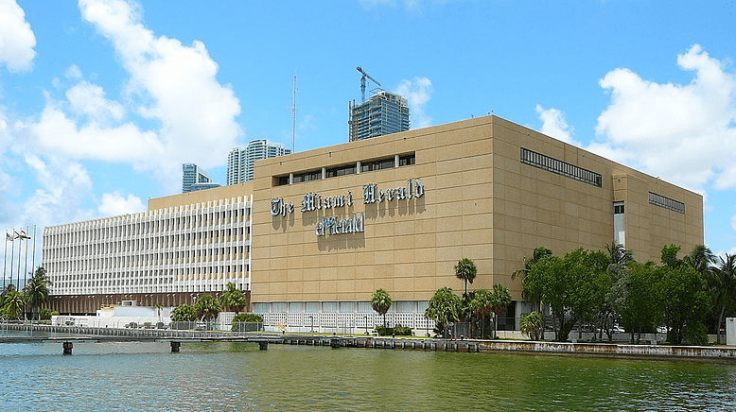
left=271, top=179, right=425, bottom=237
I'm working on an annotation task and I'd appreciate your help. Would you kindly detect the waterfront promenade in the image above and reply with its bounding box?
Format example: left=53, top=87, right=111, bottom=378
left=3, top=323, right=736, bottom=361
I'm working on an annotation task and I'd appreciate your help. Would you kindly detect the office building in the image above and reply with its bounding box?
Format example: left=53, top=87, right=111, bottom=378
left=349, top=91, right=410, bottom=142
left=44, top=115, right=703, bottom=332
left=182, top=163, right=221, bottom=193
left=43, top=186, right=252, bottom=313
left=227, top=140, right=291, bottom=185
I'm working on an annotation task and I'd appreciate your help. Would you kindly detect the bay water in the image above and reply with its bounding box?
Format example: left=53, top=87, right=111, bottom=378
left=1, top=330, right=735, bottom=411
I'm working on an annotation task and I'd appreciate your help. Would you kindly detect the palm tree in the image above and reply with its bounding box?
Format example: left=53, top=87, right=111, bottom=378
left=606, top=242, right=633, bottom=266
left=469, top=289, right=494, bottom=338
left=490, top=283, right=512, bottom=337
left=219, top=282, right=246, bottom=313
left=371, top=289, right=392, bottom=328
left=511, top=246, right=553, bottom=313
left=425, top=287, right=463, bottom=337
left=23, top=267, right=52, bottom=321
left=712, top=253, right=736, bottom=344
left=3, top=290, right=25, bottom=320
left=685, top=244, right=715, bottom=275
left=195, top=295, right=221, bottom=324
left=455, top=258, right=477, bottom=299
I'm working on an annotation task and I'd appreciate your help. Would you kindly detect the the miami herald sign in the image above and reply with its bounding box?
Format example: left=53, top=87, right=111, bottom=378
left=271, top=179, right=425, bottom=237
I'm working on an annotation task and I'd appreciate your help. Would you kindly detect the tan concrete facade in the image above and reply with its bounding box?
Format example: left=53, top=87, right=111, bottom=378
left=249, top=115, right=703, bottom=304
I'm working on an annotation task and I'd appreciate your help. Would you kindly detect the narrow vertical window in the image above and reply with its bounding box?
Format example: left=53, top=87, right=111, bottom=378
left=613, top=201, right=625, bottom=248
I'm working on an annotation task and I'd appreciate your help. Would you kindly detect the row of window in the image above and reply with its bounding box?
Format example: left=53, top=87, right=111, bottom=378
left=256, top=300, right=426, bottom=314
left=276, top=153, right=416, bottom=186
left=45, top=207, right=249, bottom=245
left=46, top=228, right=250, bottom=260
left=649, top=192, right=686, bottom=214
left=520, top=148, right=603, bottom=187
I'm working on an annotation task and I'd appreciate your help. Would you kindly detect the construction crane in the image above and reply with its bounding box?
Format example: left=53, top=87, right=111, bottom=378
left=356, top=66, right=381, bottom=103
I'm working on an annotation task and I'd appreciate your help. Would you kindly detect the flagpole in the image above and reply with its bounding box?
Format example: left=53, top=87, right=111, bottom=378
left=16, top=231, right=22, bottom=288
left=3, top=232, right=8, bottom=290
left=31, top=225, right=37, bottom=278
left=10, top=230, right=16, bottom=288
left=24, top=227, right=30, bottom=287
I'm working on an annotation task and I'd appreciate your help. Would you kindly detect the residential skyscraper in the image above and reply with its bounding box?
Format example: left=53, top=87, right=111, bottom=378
left=227, top=140, right=291, bottom=184
left=349, top=91, right=410, bottom=142
left=182, top=163, right=221, bottom=193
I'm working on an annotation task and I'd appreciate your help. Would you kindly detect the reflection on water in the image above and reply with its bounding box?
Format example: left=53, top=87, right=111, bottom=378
left=1, top=334, right=735, bottom=411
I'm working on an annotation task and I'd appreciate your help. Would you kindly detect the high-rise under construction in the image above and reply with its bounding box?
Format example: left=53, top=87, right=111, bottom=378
left=348, top=91, right=410, bottom=142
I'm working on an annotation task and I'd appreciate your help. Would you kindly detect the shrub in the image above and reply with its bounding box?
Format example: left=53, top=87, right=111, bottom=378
left=375, top=325, right=412, bottom=336
left=39, top=308, right=55, bottom=320
left=375, top=325, right=392, bottom=336
left=231, top=313, right=264, bottom=332
left=520, top=311, right=545, bottom=341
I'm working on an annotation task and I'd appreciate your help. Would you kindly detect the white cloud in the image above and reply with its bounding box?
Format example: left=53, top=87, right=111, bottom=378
left=66, top=81, right=126, bottom=123
left=8, top=0, right=244, bottom=206
left=0, top=0, right=245, bottom=235
left=0, top=0, right=36, bottom=72
left=65, top=65, right=83, bottom=80
left=395, top=77, right=433, bottom=129
left=535, top=105, right=576, bottom=145
left=98, top=191, right=145, bottom=216
left=593, top=44, right=736, bottom=192
left=79, top=0, right=242, bottom=169
left=21, top=154, right=96, bottom=227
left=26, top=105, right=164, bottom=164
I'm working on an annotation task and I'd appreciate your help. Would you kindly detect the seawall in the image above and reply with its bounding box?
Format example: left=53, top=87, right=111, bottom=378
left=3, top=324, right=736, bottom=361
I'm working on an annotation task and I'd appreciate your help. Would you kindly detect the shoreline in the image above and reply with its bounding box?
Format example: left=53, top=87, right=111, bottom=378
left=3, top=323, right=736, bottom=362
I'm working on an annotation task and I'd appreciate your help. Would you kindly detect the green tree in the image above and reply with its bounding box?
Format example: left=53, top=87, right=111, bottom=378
left=23, top=267, right=52, bottom=321
left=512, top=246, right=554, bottom=311
left=39, top=308, right=57, bottom=320
left=219, top=282, right=247, bottom=313
left=684, top=244, right=716, bottom=275
left=597, top=257, right=629, bottom=342
left=657, top=245, right=711, bottom=345
left=658, top=267, right=710, bottom=344
left=196, top=295, right=222, bottom=323
left=455, top=258, right=477, bottom=299
left=469, top=289, right=494, bottom=338
left=490, top=284, right=512, bottom=338
left=619, top=261, right=661, bottom=344
left=231, top=313, right=263, bottom=332
left=520, top=311, right=545, bottom=341
left=2, top=290, right=25, bottom=320
left=371, top=289, right=392, bottom=328
left=171, top=304, right=197, bottom=322
left=712, top=253, right=736, bottom=344
left=606, top=242, right=633, bottom=266
left=425, top=287, right=463, bottom=337
left=1, top=283, right=17, bottom=309
left=660, top=244, right=684, bottom=269
left=522, top=248, right=609, bottom=342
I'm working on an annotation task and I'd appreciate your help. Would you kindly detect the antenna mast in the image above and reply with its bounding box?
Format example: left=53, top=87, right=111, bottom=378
left=291, top=75, right=297, bottom=153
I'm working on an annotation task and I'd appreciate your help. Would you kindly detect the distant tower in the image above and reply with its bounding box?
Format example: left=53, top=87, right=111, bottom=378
left=349, top=91, right=410, bottom=142
left=182, top=163, right=221, bottom=193
left=227, top=140, right=291, bottom=184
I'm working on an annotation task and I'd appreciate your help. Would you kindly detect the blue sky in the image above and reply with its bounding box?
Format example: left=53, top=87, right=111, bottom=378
left=1, top=0, right=735, bottom=270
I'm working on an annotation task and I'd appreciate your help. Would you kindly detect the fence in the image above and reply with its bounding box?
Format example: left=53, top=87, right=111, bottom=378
left=258, top=312, right=433, bottom=335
